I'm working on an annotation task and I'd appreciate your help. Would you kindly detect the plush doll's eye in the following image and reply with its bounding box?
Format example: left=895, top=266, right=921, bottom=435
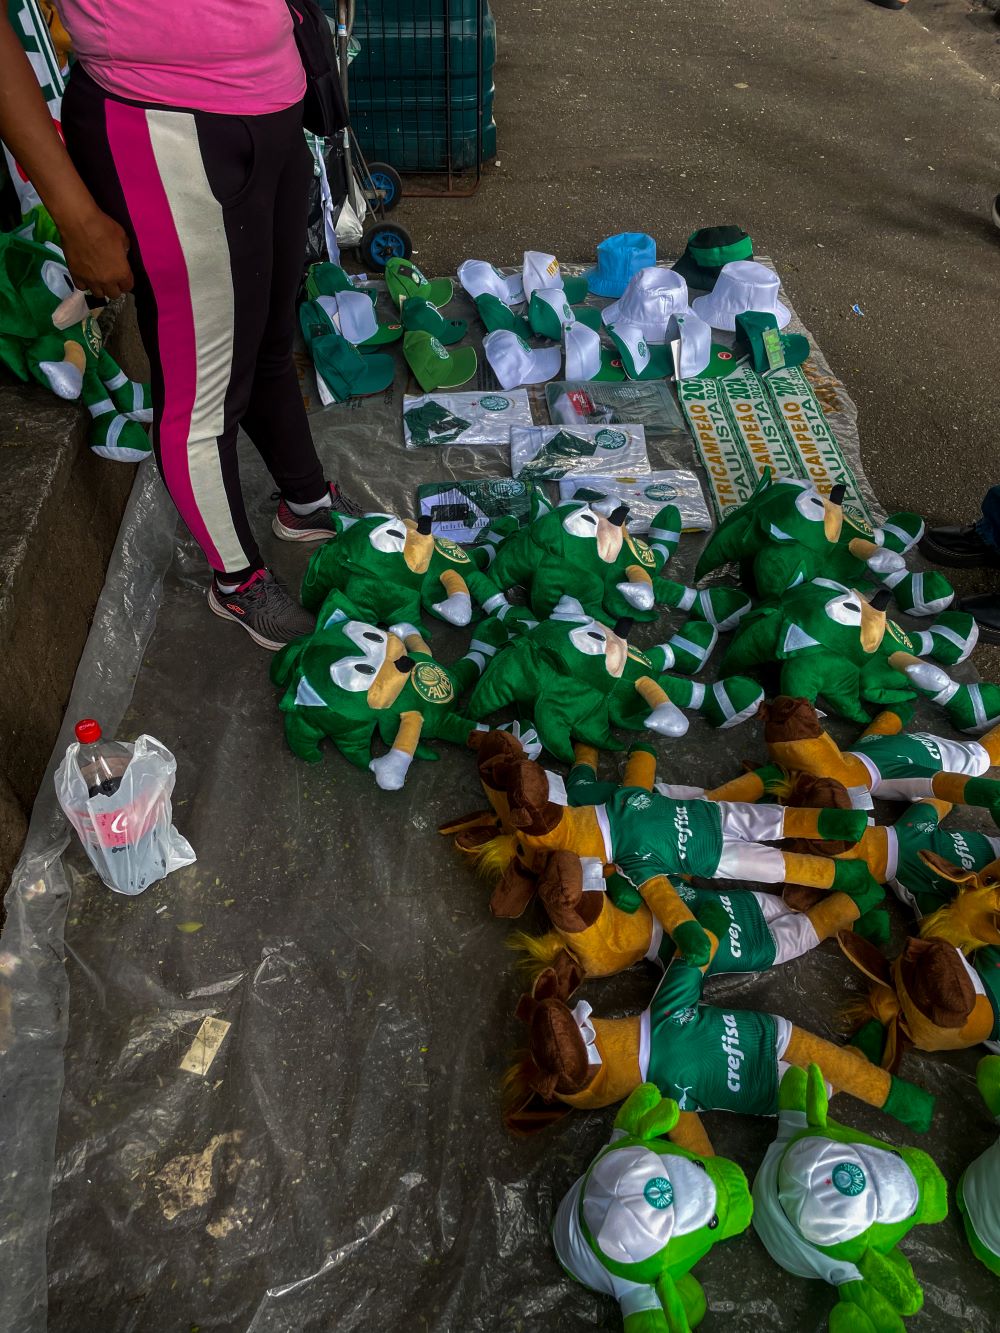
left=363, top=631, right=385, bottom=644
left=794, top=489, right=827, bottom=522
left=707, top=1215, right=719, bottom=1230
left=568, top=622, right=609, bottom=657
left=369, top=517, right=409, bottom=553
left=330, top=621, right=391, bottom=690
left=40, top=258, right=75, bottom=299
left=355, top=664, right=376, bottom=675
left=562, top=506, right=600, bottom=539
left=694, top=1160, right=707, bottom=1171
left=825, top=592, right=863, bottom=628
left=588, top=631, right=605, bottom=643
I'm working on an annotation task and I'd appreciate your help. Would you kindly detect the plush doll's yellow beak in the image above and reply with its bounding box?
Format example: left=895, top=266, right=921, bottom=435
left=403, top=515, right=434, bottom=574
left=822, top=485, right=846, bottom=544
left=847, top=537, right=880, bottom=561
left=596, top=504, right=628, bottom=563
left=603, top=618, right=630, bottom=678
left=858, top=590, right=888, bottom=654
left=366, top=633, right=413, bottom=708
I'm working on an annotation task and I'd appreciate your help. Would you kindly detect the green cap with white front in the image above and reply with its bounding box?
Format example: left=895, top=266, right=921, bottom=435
left=306, top=261, right=377, bottom=306
left=475, top=293, right=533, bottom=338
left=385, top=258, right=454, bottom=311
left=529, top=289, right=604, bottom=341
left=401, top=296, right=468, bottom=346
left=299, top=300, right=395, bottom=401
left=607, top=321, right=673, bottom=380
left=403, top=329, right=478, bottom=391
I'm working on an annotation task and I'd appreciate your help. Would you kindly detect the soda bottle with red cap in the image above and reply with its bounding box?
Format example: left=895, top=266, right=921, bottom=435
left=74, top=719, right=132, bottom=798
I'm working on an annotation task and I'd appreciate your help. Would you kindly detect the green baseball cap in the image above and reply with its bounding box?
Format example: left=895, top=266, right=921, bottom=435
left=672, top=226, right=754, bottom=292
left=403, top=329, right=477, bottom=391
left=528, top=289, right=604, bottom=341
left=385, top=258, right=454, bottom=310
left=401, top=296, right=468, bottom=346
left=475, top=293, right=533, bottom=338
left=299, top=301, right=395, bottom=401
left=305, top=261, right=377, bottom=306
left=607, top=322, right=672, bottom=380
left=734, top=310, right=810, bottom=375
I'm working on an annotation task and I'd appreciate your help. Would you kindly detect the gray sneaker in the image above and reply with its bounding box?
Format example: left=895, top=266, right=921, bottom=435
left=207, top=569, right=315, bottom=650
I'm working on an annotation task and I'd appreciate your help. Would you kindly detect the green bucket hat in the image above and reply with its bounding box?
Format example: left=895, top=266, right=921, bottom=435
left=299, top=301, right=396, bottom=401
left=672, top=226, right=753, bottom=292
left=607, top=322, right=672, bottom=380
left=528, top=289, right=603, bottom=340
left=734, top=311, right=810, bottom=375
left=305, top=261, right=377, bottom=306
left=385, top=257, right=454, bottom=310
left=475, top=292, right=533, bottom=338
left=401, top=296, right=468, bottom=346
left=403, top=329, right=477, bottom=391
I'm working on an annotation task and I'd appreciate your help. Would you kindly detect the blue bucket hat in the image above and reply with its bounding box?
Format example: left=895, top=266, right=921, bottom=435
left=587, top=233, right=657, bottom=298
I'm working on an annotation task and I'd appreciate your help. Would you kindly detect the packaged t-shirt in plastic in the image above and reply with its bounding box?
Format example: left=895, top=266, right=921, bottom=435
left=545, top=380, right=688, bottom=436
left=402, top=389, right=533, bottom=447
left=558, top=469, right=713, bottom=532
left=416, top=478, right=550, bottom=542
left=510, top=424, right=649, bottom=479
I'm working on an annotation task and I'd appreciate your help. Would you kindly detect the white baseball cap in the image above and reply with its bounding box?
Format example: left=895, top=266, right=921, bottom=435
left=777, top=1137, right=918, bottom=1248
left=317, top=290, right=379, bottom=346
left=565, top=322, right=625, bottom=381
left=672, top=312, right=712, bottom=378
left=607, top=321, right=673, bottom=381
left=457, top=258, right=525, bottom=306
left=601, top=268, right=693, bottom=344
left=691, top=260, right=791, bottom=331
left=582, top=1144, right=718, bottom=1266
left=483, top=329, right=562, bottom=388
left=522, top=250, right=589, bottom=304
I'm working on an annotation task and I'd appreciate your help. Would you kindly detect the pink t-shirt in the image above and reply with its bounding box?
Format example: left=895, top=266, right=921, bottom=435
left=59, top=0, right=307, bottom=115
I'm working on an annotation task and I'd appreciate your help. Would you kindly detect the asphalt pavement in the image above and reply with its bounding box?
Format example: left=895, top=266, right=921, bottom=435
left=403, top=0, right=1000, bottom=563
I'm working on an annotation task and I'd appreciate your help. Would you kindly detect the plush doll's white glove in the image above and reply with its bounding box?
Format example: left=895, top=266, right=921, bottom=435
left=864, top=548, right=906, bottom=576
left=431, top=591, right=473, bottom=625
left=615, top=580, right=655, bottom=611
left=496, top=719, right=543, bottom=760
left=646, top=700, right=689, bottom=738
left=369, top=748, right=414, bottom=790
left=388, top=621, right=421, bottom=643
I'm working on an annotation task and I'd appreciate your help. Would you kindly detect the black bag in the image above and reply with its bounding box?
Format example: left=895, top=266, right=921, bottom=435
left=286, top=0, right=351, bottom=137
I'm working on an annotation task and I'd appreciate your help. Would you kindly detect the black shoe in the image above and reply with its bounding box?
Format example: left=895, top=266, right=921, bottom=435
left=959, top=594, right=1000, bottom=646
left=208, top=569, right=316, bottom=649
left=919, top=523, right=1000, bottom=570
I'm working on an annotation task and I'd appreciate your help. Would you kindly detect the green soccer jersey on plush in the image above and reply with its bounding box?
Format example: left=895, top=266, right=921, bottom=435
left=851, top=730, right=982, bottom=784
left=664, top=884, right=778, bottom=972
left=888, top=802, right=1000, bottom=917
left=974, top=948, right=1000, bottom=1045
left=642, top=957, right=780, bottom=1114
left=602, top=787, right=726, bottom=885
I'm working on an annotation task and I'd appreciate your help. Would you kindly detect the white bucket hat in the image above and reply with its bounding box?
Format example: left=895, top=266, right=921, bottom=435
left=457, top=258, right=525, bottom=306
left=691, top=259, right=790, bottom=331
left=317, top=290, right=379, bottom=346
left=483, top=329, right=562, bottom=389
left=601, top=268, right=693, bottom=344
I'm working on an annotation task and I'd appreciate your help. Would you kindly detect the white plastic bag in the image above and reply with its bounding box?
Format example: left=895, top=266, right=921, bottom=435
left=54, top=734, right=196, bottom=895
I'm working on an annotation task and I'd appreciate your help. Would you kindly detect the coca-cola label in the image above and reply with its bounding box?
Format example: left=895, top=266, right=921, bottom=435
left=88, top=796, right=163, bottom=849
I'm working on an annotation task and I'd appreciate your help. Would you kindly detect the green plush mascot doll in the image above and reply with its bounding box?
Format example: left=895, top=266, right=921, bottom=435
left=301, top=512, right=508, bottom=631
left=270, top=596, right=537, bottom=788
left=0, top=227, right=152, bottom=461
left=474, top=501, right=752, bottom=630
left=958, top=1055, right=1000, bottom=1277
left=721, top=579, right=1000, bottom=731
left=550, top=1083, right=753, bottom=1332
left=695, top=472, right=952, bottom=617
left=752, top=1064, right=947, bottom=1333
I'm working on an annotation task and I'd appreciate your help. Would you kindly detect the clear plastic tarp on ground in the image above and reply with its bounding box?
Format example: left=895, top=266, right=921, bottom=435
left=1, top=268, right=996, bottom=1332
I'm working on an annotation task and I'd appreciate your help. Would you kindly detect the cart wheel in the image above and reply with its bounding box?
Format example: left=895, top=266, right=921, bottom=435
left=365, top=162, right=403, bottom=212
left=360, top=223, right=413, bottom=270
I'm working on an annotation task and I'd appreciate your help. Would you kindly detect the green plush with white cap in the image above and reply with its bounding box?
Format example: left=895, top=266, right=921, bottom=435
left=0, top=226, right=152, bottom=462
left=551, top=1083, right=752, bottom=1332
left=300, top=511, right=509, bottom=632
left=958, top=1055, right=1000, bottom=1276
left=752, top=1064, right=947, bottom=1333
left=696, top=471, right=954, bottom=618
left=271, top=594, right=537, bottom=789
left=474, top=500, right=752, bottom=631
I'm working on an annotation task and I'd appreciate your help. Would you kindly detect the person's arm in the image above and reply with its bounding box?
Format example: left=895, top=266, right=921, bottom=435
left=0, top=14, right=132, bottom=297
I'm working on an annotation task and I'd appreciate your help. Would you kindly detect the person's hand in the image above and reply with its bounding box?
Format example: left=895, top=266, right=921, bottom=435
left=58, top=205, right=134, bottom=299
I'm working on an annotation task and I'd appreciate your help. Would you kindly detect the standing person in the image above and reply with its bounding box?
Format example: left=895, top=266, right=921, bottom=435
left=0, top=4, right=360, bottom=650
left=920, top=487, right=1000, bottom=644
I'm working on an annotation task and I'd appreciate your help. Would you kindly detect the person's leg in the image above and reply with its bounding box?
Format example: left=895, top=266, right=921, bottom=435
left=62, top=68, right=313, bottom=647
left=920, top=485, right=1000, bottom=569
